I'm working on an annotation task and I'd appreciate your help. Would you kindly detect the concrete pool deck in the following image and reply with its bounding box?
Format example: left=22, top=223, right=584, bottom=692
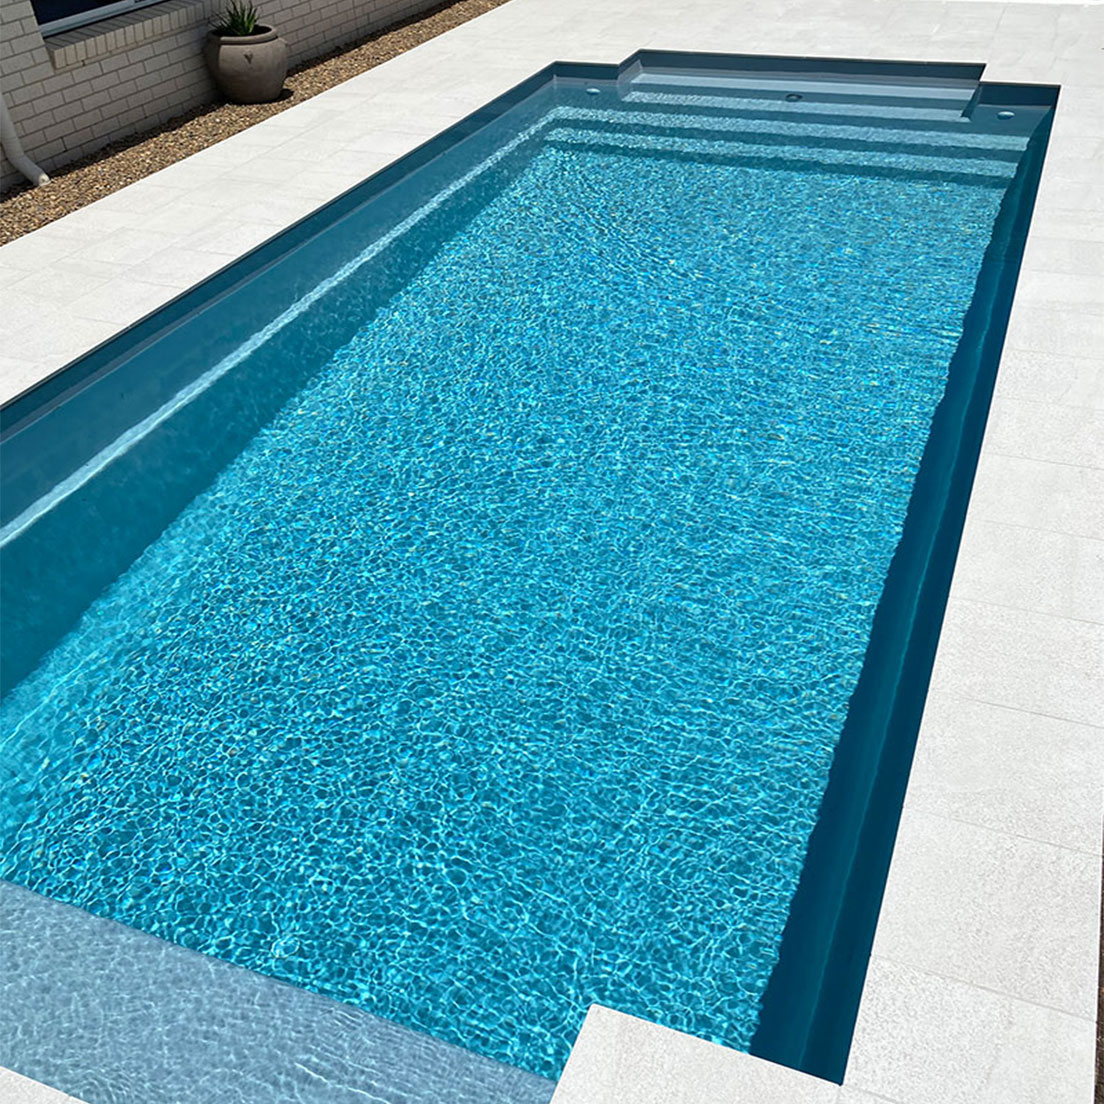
left=1, top=0, right=1101, bottom=1101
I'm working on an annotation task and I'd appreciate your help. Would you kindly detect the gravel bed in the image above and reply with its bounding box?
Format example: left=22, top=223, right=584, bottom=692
left=0, top=0, right=510, bottom=245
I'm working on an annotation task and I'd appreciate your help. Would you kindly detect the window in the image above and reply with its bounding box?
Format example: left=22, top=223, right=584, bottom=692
left=32, top=0, right=166, bottom=35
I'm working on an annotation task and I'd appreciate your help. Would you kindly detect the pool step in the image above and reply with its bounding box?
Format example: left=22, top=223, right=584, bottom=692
left=0, top=881, right=556, bottom=1104
left=551, top=105, right=1029, bottom=156
left=543, top=123, right=1020, bottom=183
left=624, top=89, right=971, bottom=127
left=609, top=93, right=1043, bottom=146
left=623, top=69, right=979, bottom=112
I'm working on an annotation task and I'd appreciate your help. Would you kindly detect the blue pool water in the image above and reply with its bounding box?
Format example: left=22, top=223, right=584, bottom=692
left=0, top=64, right=1047, bottom=1087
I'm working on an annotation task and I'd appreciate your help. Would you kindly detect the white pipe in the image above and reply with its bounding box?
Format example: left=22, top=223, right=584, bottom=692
left=0, top=89, right=49, bottom=186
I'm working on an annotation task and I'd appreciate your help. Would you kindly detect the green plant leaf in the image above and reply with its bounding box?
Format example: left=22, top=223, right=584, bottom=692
left=211, top=1, right=260, bottom=35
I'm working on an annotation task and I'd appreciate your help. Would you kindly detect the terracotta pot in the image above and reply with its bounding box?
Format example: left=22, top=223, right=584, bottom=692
left=204, top=25, right=288, bottom=104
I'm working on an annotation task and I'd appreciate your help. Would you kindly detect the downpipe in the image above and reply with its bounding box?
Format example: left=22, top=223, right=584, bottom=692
left=0, top=89, right=49, bottom=186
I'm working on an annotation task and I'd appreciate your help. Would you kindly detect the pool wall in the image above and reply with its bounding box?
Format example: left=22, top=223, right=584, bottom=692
left=751, top=84, right=1055, bottom=1081
left=0, top=65, right=564, bottom=695
left=1, top=1, right=1100, bottom=1101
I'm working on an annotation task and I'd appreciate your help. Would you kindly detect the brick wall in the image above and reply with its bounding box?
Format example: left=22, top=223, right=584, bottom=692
left=0, top=0, right=442, bottom=193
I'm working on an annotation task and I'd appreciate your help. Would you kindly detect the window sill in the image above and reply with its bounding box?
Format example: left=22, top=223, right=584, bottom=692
left=45, top=0, right=206, bottom=71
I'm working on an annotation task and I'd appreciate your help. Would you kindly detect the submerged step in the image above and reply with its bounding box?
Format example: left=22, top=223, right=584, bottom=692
left=550, top=105, right=1029, bottom=155
left=0, top=882, right=555, bottom=1104
left=625, top=71, right=978, bottom=110
left=543, top=124, right=1020, bottom=182
left=624, top=89, right=971, bottom=125
left=628, top=70, right=975, bottom=97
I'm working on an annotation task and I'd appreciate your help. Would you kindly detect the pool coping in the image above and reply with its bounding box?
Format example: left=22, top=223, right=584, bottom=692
left=1, top=1, right=1101, bottom=1102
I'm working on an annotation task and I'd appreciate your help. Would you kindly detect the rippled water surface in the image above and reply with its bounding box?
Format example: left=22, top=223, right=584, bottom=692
left=2, top=100, right=1006, bottom=1080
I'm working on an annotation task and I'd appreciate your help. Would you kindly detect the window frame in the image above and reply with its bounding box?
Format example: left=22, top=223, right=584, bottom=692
left=35, top=0, right=168, bottom=37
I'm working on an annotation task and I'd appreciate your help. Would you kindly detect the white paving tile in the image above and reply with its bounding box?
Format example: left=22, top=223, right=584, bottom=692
left=0, top=264, right=32, bottom=289
left=0, top=357, right=60, bottom=402
left=873, top=806, right=1099, bottom=1017
left=931, top=597, right=1104, bottom=727
left=339, top=129, right=435, bottom=156
left=6, top=265, right=120, bottom=303
left=127, top=246, right=233, bottom=289
left=0, top=1068, right=83, bottom=1104
left=847, top=957, right=1095, bottom=1104
left=983, top=395, right=1104, bottom=468
left=1032, top=175, right=1104, bottom=213
left=1013, top=267, right=1104, bottom=314
left=74, top=181, right=185, bottom=219
left=993, top=347, right=1104, bottom=410
left=1037, top=153, right=1104, bottom=185
left=70, top=226, right=182, bottom=268
left=905, top=693, right=1104, bottom=854
left=32, top=204, right=135, bottom=237
left=66, top=277, right=189, bottom=328
left=182, top=216, right=293, bottom=258
left=1003, top=303, right=1104, bottom=359
left=1026, top=204, right=1104, bottom=242
left=0, top=230, right=85, bottom=272
left=1, top=314, right=121, bottom=381
left=218, top=153, right=322, bottom=185
left=170, top=175, right=286, bottom=210
left=837, top=1091, right=900, bottom=1104
left=550, top=1005, right=839, bottom=1104
left=1050, top=98, right=1104, bottom=140
left=1020, top=233, right=1104, bottom=276
left=122, top=201, right=237, bottom=239
left=967, top=451, right=1104, bottom=539
left=950, top=516, right=1104, bottom=622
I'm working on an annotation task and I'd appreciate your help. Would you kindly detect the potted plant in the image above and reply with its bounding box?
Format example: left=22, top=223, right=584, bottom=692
left=204, top=3, right=288, bottom=105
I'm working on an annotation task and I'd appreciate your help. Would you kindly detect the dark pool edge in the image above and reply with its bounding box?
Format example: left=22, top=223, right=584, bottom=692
left=750, top=86, right=1058, bottom=1083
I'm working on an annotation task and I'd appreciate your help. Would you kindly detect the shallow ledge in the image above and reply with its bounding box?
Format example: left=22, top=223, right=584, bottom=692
left=0, top=880, right=553, bottom=1104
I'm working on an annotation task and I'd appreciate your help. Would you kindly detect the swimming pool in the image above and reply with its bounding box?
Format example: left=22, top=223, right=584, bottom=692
left=0, top=52, right=1054, bottom=1097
